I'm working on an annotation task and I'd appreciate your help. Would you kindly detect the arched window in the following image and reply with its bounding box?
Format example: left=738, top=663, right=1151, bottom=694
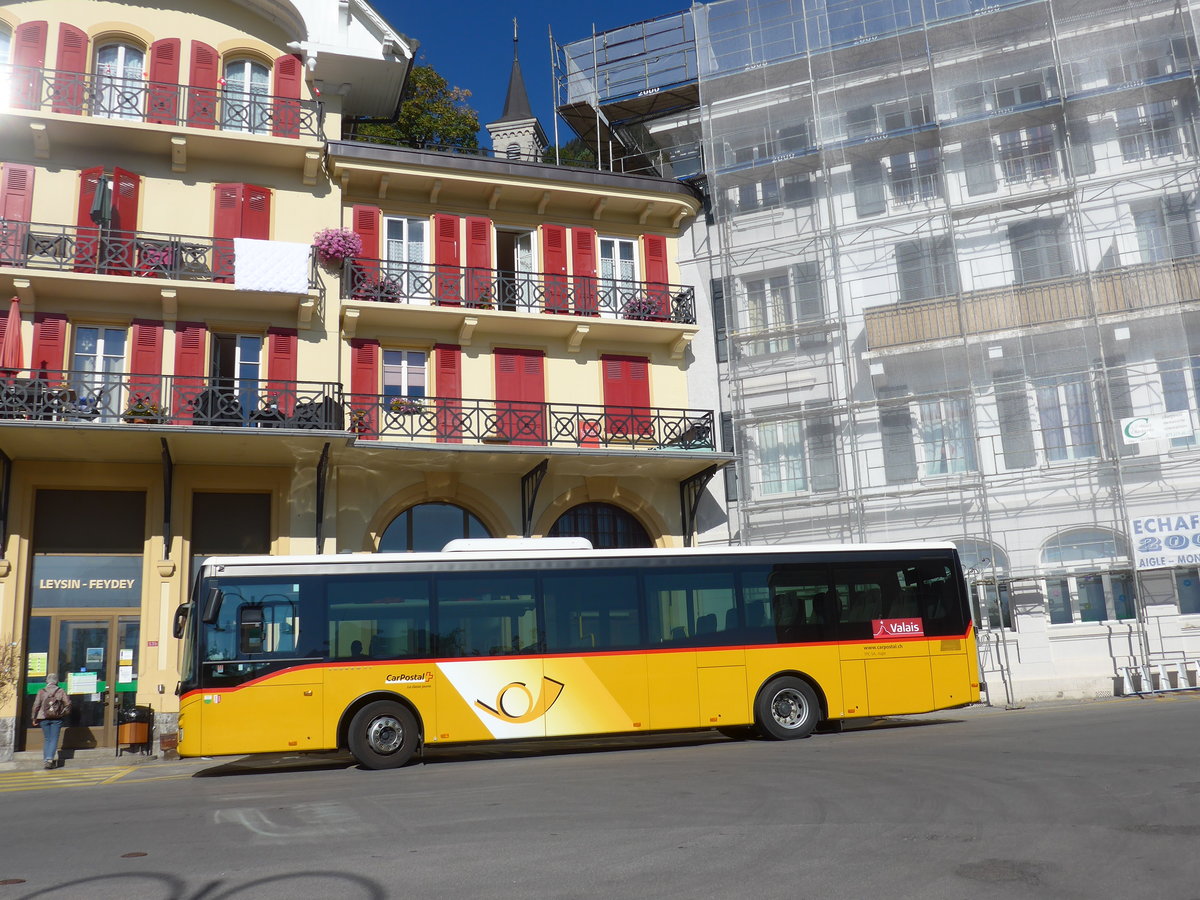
left=549, top=502, right=652, bottom=549
left=506, top=143, right=521, bottom=160
left=95, top=42, right=145, bottom=120
left=378, top=502, right=490, bottom=553
left=1041, top=528, right=1127, bottom=566
left=222, top=58, right=270, bottom=134
left=954, top=539, right=1009, bottom=574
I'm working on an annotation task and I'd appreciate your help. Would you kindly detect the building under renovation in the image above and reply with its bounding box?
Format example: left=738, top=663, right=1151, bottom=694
left=556, top=0, right=1200, bottom=702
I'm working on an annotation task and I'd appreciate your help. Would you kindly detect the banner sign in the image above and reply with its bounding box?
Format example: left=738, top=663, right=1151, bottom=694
left=872, top=618, right=925, bottom=639
left=1121, top=412, right=1194, bottom=445
left=1130, top=512, right=1200, bottom=569
left=31, top=556, right=142, bottom=608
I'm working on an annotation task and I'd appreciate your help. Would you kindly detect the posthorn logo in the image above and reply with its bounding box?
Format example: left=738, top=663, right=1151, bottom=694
left=474, top=677, right=565, bottom=724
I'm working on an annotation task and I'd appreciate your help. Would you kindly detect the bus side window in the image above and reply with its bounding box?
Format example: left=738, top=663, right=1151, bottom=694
left=435, top=573, right=538, bottom=657
left=543, top=570, right=640, bottom=652
left=644, top=568, right=737, bottom=647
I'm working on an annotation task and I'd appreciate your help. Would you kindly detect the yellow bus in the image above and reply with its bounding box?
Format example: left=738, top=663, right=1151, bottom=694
left=175, top=539, right=979, bottom=768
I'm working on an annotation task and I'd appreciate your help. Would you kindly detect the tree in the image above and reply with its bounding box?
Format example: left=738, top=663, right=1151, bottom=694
left=349, top=64, right=480, bottom=150
left=542, top=138, right=597, bottom=168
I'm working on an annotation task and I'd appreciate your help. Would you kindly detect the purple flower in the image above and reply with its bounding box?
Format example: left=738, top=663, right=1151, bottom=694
left=312, top=227, right=363, bottom=264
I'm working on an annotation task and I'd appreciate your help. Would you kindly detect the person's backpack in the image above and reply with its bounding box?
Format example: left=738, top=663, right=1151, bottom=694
left=43, top=690, right=71, bottom=719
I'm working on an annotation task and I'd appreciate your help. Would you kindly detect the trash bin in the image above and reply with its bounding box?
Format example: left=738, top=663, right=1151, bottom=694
left=116, top=705, right=152, bottom=756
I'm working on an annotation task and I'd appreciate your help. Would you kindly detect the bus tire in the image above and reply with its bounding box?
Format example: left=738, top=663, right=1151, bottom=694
left=347, top=700, right=419, bottom=769
left=755, top=677, right=820, bottom=740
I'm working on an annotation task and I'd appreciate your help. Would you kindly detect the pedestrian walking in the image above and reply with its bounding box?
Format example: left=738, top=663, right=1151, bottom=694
left=31, top=673, right=71, bottom=769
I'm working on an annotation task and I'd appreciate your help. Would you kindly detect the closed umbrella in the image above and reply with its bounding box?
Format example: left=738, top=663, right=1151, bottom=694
left=0, top=297, right=22, bottom=375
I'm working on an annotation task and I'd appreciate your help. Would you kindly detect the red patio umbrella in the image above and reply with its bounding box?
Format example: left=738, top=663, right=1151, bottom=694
left=0, top=297, right=22, bottom=376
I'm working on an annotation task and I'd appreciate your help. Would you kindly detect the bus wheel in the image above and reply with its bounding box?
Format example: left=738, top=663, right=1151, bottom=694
left=755, top=677, right=820, bottom=740
left=348, top=701, right=419, bottom=769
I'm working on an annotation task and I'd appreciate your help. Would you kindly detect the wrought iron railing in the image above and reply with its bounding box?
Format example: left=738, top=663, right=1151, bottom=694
left=0, top=370, right=344, bottom=429
left=345, top=393, right=716, bottom=449
left=0, top=219, right=318, bottom=286
left=343, top=258, right=698, bottom=324
left=2, top=64, right=322, bottom=138
left=0, top=370, right=717, bottom=450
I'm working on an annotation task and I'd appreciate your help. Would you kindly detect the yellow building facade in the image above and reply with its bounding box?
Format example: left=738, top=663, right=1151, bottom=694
left=0, top=0, right=725, bottom=759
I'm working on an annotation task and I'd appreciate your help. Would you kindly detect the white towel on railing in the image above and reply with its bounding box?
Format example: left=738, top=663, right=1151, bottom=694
left=233, top=238, right=310, bottom=292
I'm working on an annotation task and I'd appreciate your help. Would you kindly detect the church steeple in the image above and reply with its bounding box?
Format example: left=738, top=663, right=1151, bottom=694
left=486, top=19, right=547, bottom=161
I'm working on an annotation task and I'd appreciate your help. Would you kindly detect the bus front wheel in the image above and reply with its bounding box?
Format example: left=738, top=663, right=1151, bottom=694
left=348, top=700, right=419, bottom=769
left=755, top=677, right=820, bottom=740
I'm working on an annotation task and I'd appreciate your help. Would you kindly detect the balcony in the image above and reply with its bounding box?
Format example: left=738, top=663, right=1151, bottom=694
left=344, top=258, right=695, bottom=323
left=0, top=220, right=317, bottom=316
left=0, top=369, right=716, bottom=452
left=863, top=256, right=1200, bottom=350
left=3, top=64, right=322, bottom=137
left=346, top=393, right=715, bottom=450
left=0, top=370, right=343, bottom=429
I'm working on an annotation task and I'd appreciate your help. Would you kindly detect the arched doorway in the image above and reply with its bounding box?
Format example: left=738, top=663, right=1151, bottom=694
left=548, top=502, right=652, bottom=549
left=379, top=502, right=490, bottom=552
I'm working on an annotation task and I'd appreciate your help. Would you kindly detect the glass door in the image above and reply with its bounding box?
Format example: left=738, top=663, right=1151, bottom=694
left=20, top=613, right=136, bottom=752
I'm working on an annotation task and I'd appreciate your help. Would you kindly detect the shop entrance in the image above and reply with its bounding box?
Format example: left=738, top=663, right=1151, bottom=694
left=22, top=612, right=141, bottom=752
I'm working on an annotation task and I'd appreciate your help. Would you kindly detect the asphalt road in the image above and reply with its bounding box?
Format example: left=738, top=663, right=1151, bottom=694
left=2, top=695, right=1199, bottom=899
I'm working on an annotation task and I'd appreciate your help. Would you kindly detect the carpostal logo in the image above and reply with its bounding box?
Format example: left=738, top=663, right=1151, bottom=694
left=385, top=671, right=433, bottom=685
left=872, top=618, right=925, bottom=639
left=474, top=677, right=565, bottom=724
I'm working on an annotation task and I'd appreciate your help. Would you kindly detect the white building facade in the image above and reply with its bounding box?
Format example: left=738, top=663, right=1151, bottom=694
left=557, top=0, right=1200, bottom=703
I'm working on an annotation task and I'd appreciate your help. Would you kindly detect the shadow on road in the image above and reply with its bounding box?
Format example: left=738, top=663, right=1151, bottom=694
left=12, top=869, right=385, bottom=899
left=187, top=714, right=966, bottom=778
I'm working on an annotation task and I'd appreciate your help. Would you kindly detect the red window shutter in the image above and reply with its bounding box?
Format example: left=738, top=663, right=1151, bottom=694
left=349, top=338, right=379, bottom=439
left=543, top=224, right=568, bottom=313
left=433, top=214, right=461, bottom=305
left=435, top=343, right=462, bottom=443
left=495, top=348, right=545, bottom=445
left=465, top=216, right=492, bottom=308
left=12, top=22, right=48, bottom=110
left=571, top=227, right=598, bottom=316
left=30, top=313, right=67, bottom=377
left=0, top=164, right=34, bottom=265
left=147, top=38, right=181, bottom=124
left=52, top=23, right=88, bottom=115
left=272, top=53, right=303, bottom=138
left=352, top=205, right=381, bottom=259
left=266, top=327, right=298, bottom=416
left=109, top=167, right=140, bottom=276
left=602, top=355, right=651, bottom=438
left=642, top=233, right=670, bottom=321
left=187, top=41, right=219, bottom=129
left=74, top=167, right=104, bottom=274
left=129, top=319, right=164, bottom=411
left=212, top=183, right=242, bottom=281
left=242, top=185, right=271, bottom=239
left=172, top=321, right=206, bottom=424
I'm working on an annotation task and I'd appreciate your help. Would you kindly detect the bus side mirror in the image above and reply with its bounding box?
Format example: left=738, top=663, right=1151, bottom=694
left=201, top=587, right=223, bottom=624
left=172, top=603, right=190, bottom=639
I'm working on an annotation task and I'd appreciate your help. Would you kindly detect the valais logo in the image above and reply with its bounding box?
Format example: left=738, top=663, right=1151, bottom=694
left=872, top=618, right=925, bottom=639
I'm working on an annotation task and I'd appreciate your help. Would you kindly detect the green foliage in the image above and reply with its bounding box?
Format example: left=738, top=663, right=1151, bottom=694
left=350, top=64, right=480, bottom=150
left=542, top=138, right=597, bottom=167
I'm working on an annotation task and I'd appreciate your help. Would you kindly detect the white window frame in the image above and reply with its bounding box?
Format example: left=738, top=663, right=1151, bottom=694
left=222, top=58, right=270, bottom=134
left=71, top=325, right=128, bottom=422
left=384, top=215, right=429, bottom=301
left=917, top=396, right=977, bottom=478
left=1034, top=374, right=1099, bottom=462
left=753, top=419, right=807, bottom=497
left=382, top=348, right=427, bottom=399
left=95, top=42, right=146, bottom=121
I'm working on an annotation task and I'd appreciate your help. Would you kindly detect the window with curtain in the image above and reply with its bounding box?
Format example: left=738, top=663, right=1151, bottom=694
left=385, top=216, right=427, bottom=297
left=997, top=124, right=1058, bottom=182
left=1035, top=374, right=1098, bottom=461
left=1133, top=195, right=1196, bottom=263
left=918, top=396, right=977, bottom=477
left=95, top=43, right=145, bottom=120
left=1116, top=101, right=1183, bottom=162
left=222, top=59, right=270, bottom=134
left=70, top=326, right=128, bottom=423
left=896, top=236, right=959, bottom=302
left=382, top=349, right=426, bottom=400
left=755, top=419, right=806, bottom=496
left=1009, top=217, right=1073, bottom=283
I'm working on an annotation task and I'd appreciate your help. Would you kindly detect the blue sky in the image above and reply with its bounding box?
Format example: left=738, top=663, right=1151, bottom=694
left=374, top=1, right=690, bottom=146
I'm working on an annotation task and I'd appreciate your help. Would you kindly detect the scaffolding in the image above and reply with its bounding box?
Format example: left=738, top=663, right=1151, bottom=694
left=556, top=0, right=1200, bottom=696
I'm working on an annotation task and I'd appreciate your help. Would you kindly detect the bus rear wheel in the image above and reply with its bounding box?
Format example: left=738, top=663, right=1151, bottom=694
left=348, top=700, right=419, bottom=769
left=755, top=677, right=820, bottom=740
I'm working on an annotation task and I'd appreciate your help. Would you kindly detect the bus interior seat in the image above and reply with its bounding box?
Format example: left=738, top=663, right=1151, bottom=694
left=670, top=626, right=688, bottom=642
left=696, top=613, right=717, bottom=634
left=725, top=608, right=739, bottom=631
